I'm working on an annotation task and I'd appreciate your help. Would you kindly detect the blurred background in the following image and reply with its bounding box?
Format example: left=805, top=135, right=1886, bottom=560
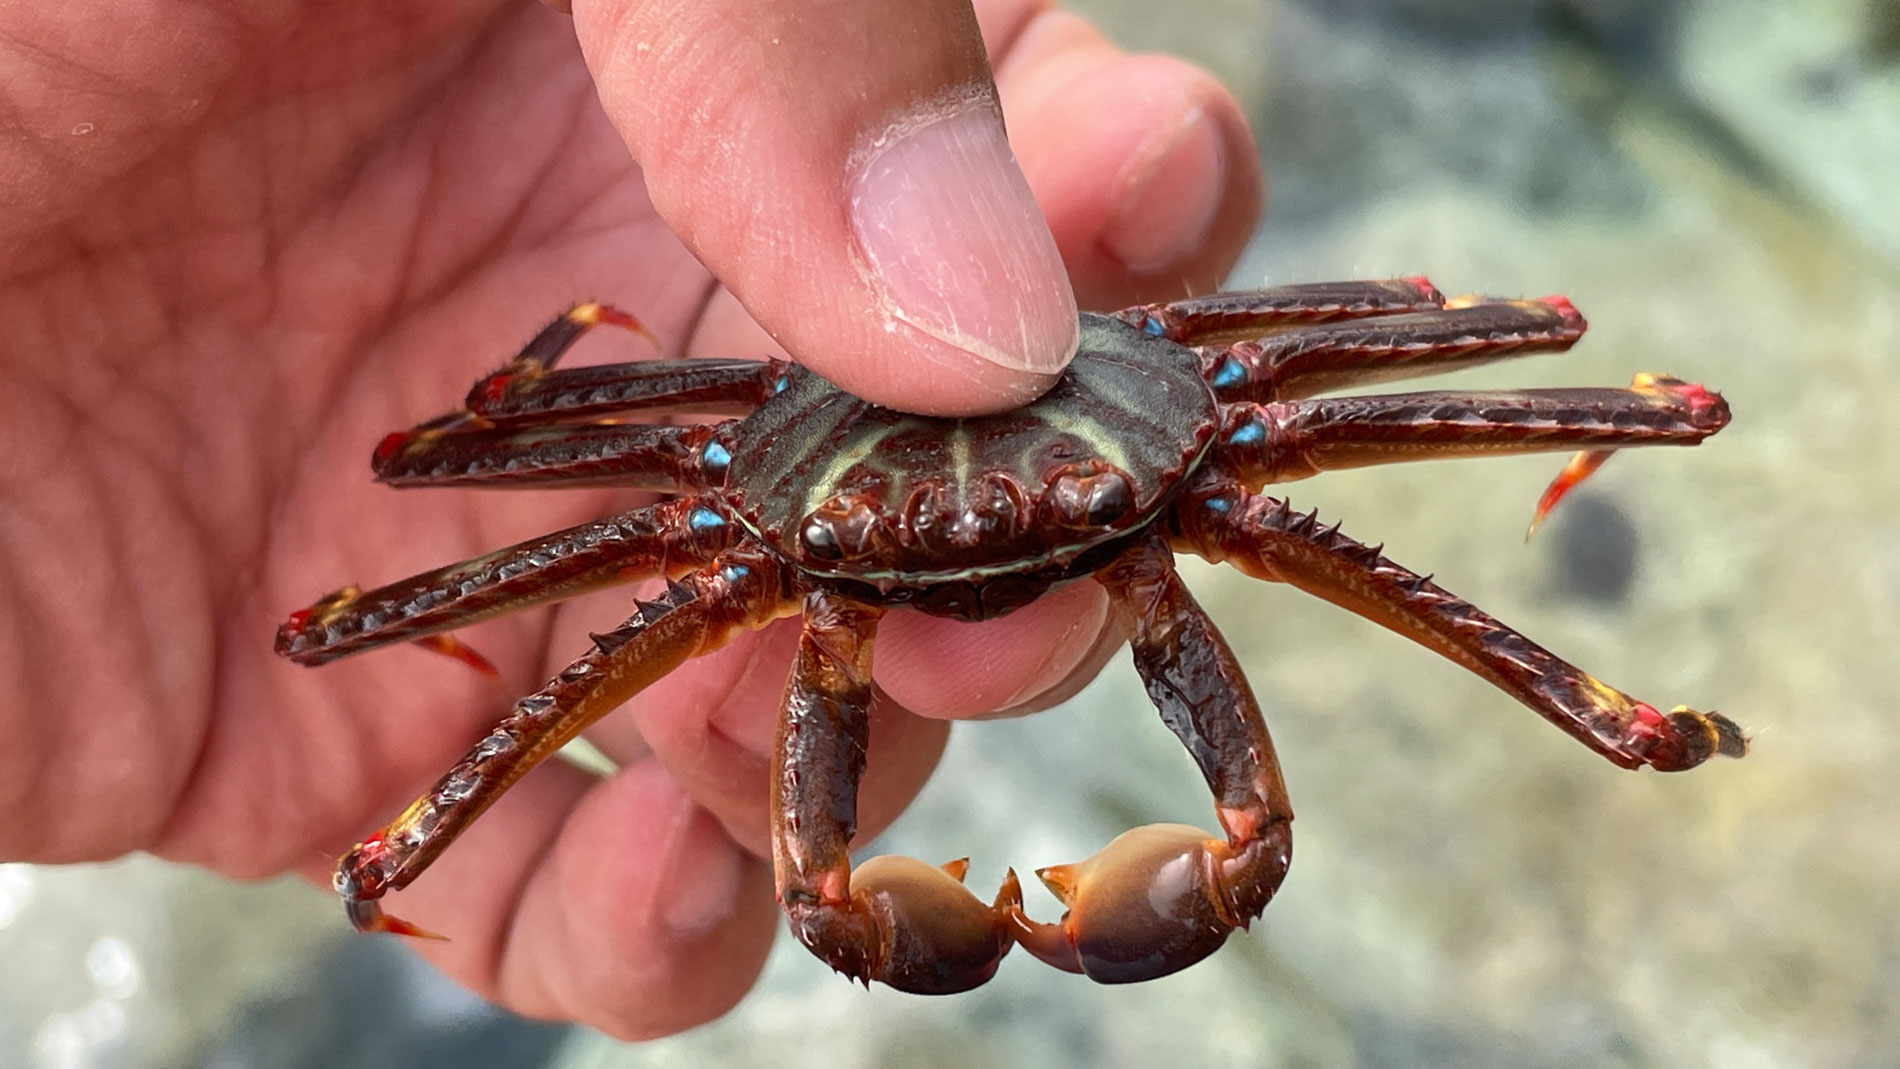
left=5, top=0, right=1897, bottom=1065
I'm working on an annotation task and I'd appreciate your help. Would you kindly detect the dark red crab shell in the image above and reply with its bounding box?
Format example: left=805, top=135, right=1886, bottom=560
left=717, top=313, right=1219, bottom=613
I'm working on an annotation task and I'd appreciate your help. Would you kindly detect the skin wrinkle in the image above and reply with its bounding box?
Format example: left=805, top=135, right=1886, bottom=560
left=393, top=23, right=584, bottom=311
left=0, top=427, right=66, bottom=852
left=0, top=5, right=260, bottom=243
left=35, top=389, right=205, bottom=857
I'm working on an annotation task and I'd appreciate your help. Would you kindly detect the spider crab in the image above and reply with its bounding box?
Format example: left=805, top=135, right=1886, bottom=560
left=277, top=278, right=1744, bottom=993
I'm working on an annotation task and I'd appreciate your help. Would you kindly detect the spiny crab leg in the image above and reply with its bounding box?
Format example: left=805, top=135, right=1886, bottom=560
left=468, top=303, right=786, bottom=424
left=1009, top=531, right=1294, bottom=983
left=1115, top=277, right=1447, bottom=346
left=338, top=549, right=796, bottom=937
left=1217, top=373, right=1731, bottom=490
left=771, top=591, right=1021, bottom=995
left=276, top=496, right=735, bottom=666
left=1170, top=480, right=1748, bottom=771
left=373, top=418, right=728, bottom=492
left=1204, top=297, right=1587, bottom=404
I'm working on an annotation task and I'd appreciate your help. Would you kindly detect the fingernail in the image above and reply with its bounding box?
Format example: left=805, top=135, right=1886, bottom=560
left=1102, top=107, right=1226, bottom=275
left=850, top=101, right=1078, bottom=374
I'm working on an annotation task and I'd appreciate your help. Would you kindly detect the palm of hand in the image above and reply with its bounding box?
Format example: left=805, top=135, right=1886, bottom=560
left=2, top=0, right=1259, bottom=1034
left=3, top=2, right=782, bottom=1007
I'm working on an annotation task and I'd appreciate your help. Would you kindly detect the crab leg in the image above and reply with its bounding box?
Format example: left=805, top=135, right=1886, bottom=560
left=1204, top=297, right=1587, bottom=404
left=465, top=303, right=784, bottom=424
left=335, top=548, right=795, bottom=937
left=1116, top=277, right=1447, bottom=345
left=1010, top=531, right=1294, bottom=983
left=372, top=417, right=729, bottom=492
left=1170, top=480, right=1748, bottom=771
left=1216, top=374, right=1730, bottom=489
left=276, top=497, right=734, bottom=666
left=771, top=591, right=1021, bottom=994
left=470, top=357, right=788, bottom=424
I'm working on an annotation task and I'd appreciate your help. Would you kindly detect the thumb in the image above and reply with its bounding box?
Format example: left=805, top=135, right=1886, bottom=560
left=567, top=0, right=1078, bottom=415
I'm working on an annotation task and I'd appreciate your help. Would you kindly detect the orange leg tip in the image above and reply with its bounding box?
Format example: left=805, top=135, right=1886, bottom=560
left=413, top=634, right=501, bottom=679
left=939, top=857, right=971, bottom=883
left=1526, top=449, right=1615, bottom=541
left=344, top=899, right=446, bottom=940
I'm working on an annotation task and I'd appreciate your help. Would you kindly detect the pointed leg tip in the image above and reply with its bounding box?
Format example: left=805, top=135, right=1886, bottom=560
left=587, top=304, right=658, bottom=347
left=413, top=634, right=502, bottom=680
left=346, top=900, right=448, bottom=941
left=1529, top=449, right=1615, bottom=535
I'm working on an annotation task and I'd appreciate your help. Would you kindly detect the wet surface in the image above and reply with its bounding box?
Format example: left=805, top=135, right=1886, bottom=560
left=4, top=2, right=1896, bottom=1067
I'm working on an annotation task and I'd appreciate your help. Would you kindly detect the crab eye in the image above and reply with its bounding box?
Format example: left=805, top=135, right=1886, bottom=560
left=1083, top=474, right=1132, bottom=526
left=801, top=515, right=845, bottom=561
left=1044, top=468, right=1134, bottom=530
left=799, top=494, right=889, bottom=564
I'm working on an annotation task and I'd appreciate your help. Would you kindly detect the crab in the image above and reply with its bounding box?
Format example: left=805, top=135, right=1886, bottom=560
left=276, top=278, right=1745, bottom=994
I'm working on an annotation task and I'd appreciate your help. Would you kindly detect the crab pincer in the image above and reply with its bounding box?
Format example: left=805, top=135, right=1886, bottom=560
left=998, top=531, right=1295, bottom=982
left=780, top=856, right=1025, bottom=994
left=1008, top=821, right=1291, bottom=982
left=770, top=594, right=1024, bottom=993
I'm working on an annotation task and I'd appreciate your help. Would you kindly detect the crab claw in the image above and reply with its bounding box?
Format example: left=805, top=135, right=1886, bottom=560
left=784, top=855, right=1020, bottom=995
left=1008, top=821, right=1291, bottom=984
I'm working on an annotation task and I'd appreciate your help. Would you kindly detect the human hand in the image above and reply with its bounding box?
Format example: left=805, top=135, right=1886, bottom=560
left=0, top=0, right=1259, bottom=1036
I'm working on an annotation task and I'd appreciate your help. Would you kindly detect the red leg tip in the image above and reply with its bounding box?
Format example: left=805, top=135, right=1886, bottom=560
left=1400, top=275, right=1445, bottom=304
left=1526, top=449, right=1615, bottom=541
left=1535, top=294, right=1588, bottom=333
left=477, top=373, right=515, bottom=405
left=590, top=304, right=658, bottom=347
